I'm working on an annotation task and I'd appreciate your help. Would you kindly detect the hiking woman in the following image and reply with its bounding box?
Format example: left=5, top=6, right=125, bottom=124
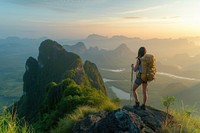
left=131, top=47, right=148, bottom=110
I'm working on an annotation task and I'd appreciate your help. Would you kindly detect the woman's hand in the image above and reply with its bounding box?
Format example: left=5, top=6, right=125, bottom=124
left=131, top=64, right=134, bottom=70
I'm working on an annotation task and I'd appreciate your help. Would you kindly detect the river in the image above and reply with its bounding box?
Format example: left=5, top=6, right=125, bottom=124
left=102, top=68, right=200, bottom=100
left=110, top=86, right=130, bottom=100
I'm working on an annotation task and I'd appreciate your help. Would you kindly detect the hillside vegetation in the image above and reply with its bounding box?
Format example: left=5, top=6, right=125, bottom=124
left=9, top=39, right=118, bottom=132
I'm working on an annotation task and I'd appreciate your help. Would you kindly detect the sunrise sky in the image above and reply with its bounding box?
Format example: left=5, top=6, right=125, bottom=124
left=0, top=0, right=200, bottom=39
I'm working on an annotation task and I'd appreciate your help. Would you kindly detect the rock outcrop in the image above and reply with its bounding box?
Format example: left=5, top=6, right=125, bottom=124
left=74, top=105, right=173, bottom=133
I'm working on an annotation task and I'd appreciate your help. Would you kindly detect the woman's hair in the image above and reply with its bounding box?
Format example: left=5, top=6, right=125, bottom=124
left=137, top=47, right=146, bottom=58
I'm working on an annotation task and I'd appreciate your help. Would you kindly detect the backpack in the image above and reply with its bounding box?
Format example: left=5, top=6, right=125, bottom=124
left=140, top=54, right=156, bottom=82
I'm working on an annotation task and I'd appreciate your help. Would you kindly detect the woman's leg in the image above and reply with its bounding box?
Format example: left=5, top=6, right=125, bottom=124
left=133, top=83, right=140, bottom=103
left=142, top=83, right=148, bottom=105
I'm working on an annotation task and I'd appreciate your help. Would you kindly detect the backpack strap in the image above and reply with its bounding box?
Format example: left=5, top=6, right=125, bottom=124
left=137, top=58, right=142, bottom=73
left=138, top=58, right=141, bottom=65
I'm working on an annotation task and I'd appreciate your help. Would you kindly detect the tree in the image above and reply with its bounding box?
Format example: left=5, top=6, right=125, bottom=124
left=161, top=96, right=176, bottom=114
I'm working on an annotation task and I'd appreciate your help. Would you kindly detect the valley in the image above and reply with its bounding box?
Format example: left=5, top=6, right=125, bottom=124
left=0, top=36, right=200, bottom=111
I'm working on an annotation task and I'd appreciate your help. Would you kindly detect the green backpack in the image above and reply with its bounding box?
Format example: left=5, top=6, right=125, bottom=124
left=140, top=54, right=156, bottom=82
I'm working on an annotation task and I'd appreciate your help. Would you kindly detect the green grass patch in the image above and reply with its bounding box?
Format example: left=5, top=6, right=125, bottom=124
left=162, top=110, right=200, bottom=133
left=0, top=107, right=34, bottom=133
left=50, top=106, right=98, bottom=133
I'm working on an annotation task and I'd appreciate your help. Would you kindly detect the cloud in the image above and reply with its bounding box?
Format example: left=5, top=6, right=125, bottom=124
left=4, top=0, right=84, bottom=14
left=121, top=5, right=162, bottom=14
left=124, top=16, right=143, bottom=19
left=5, top=0, right=108, bottom=13
left=162, top=16, right=180, bottom=19
left=120, top=1, right=180, bottom=14
left=121, top=16, right=180, bottom=24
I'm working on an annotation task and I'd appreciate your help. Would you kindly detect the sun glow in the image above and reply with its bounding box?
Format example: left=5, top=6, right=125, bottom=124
left=0, top=0, right=200, bottom=39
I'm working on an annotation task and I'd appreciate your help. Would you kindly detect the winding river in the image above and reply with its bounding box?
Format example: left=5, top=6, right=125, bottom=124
left=102, top=68, right=200, bottom=100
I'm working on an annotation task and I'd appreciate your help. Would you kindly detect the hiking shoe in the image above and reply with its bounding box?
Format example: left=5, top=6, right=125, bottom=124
left=140, top=104, right=146, bottom=110
left=133, top=102, right=140, bottom=109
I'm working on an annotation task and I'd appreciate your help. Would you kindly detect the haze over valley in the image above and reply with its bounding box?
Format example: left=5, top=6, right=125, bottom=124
left=1, top=35, right=200, bottom=110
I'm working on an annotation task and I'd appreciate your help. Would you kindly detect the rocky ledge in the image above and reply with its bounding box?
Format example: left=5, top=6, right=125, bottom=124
left=73, top=105, right=173, bottom=133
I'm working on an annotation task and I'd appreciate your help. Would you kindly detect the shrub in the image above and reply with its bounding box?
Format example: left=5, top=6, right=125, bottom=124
left=37, top=79, right=119, bottom=132
left=161, top=96, right=176, bottom=114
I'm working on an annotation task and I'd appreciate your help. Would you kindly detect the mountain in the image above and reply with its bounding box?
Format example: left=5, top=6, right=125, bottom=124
left=82, top=34, right=200, bottom=60
left=83, top=34, right=139, bottom=50
left=84, top=60, right=107, bottom=94
left=63, top=42, right=87, bottom=55
left=14, top=39, right=107, bottom=123
left=99, top=43, right=135, bottom=68
left=86, top=34, right=108, bottom=40
left=63, top=41, right=200, bottom=77
left=64, top=34, right=200, bottom=79
left=64, top=42, right=136, bottom=69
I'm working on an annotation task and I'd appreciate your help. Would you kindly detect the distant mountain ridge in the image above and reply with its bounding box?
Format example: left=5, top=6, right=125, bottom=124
left=63, top=42, right=136, bottom=69
left=86, top=34, right=108, bottom=40
left=83, top=34, right=200, bottom=60
left=63, top=42, right=87, bottom=55
left=63, top=41, right=194, bottom=75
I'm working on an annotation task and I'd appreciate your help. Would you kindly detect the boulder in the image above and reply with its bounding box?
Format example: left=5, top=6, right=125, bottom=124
left=74, top=106, right=173, bottom=133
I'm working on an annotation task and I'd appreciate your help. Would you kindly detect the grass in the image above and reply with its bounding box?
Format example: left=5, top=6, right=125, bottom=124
left=162, top=110, right=200, bottom=133
left=50, top=100, right=119, bottom=133
left=0, top=107, right=34, bottom=133
left=161, top=102, right=200, bottom=133
left=50, top=106, right=98, bottom=133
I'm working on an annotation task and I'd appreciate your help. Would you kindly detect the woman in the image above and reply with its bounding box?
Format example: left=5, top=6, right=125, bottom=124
left=132, top=47, right=148, bottom=110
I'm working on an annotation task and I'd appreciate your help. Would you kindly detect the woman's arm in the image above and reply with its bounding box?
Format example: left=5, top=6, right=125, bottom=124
left=132, top=59, right=139, bottom=72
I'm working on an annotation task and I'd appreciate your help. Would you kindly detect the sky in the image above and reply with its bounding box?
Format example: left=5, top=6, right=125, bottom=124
left=0, top=0, right=200, bottom=39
